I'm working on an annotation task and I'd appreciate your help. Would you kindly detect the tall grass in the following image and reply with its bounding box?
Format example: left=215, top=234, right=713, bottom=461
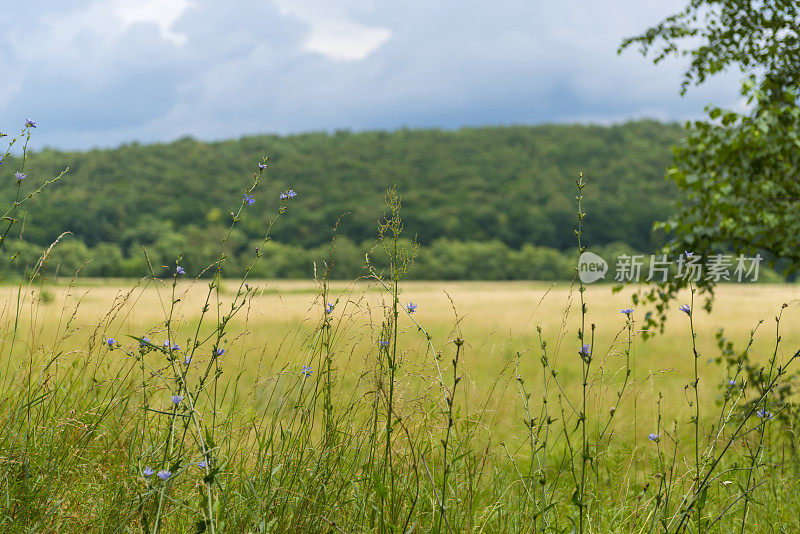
left=1, top=123, right=800, bottom=532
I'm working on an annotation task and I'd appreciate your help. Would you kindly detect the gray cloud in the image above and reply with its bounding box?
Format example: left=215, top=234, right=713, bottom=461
left=0, top=0, right=744, bottom=150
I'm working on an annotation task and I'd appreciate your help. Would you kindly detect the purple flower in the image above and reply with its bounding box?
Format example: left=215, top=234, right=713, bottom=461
left=172, top=343, right=180, bottom=351
left=728, top=379, right=736, bottom=386
left=184, top=355, right=192, bottom=365
left=198, top=460, right=207, bottom=469
left=379, top=339, right=389, bottom=347
left=244, top=194, right=255, bottom=205
left=684, top=251, right=693, bottom=258
left=14, top=172, right=26, bottom=182
left=280, top=192, right=288, bottom=200
left=143, top=466, right=155, bottom=478
left=620, top=308, right=634, bottom=316
left=579, top=344, right=591, bottom=358
left=756, top=409, right=773, bottom=420
left=171, top=394, right=183, bottom=405
left=106, top=338, right=115, bottom=348
left=140, top=336, right=150, bottom=347
left=325, top=302, right=334, bottom=314
left=258, top=163, right=267, bottom=170
left=25, top=118, right=36, bottom=128
left=302, top=365, right=312, bottom=377
left=648, top=433, right=660, bottom=442
left=679, top=304, right=691, bottom=316
left=287, top=189, right=297, bottom=198
left=157, top=470, right=172, bottom=481
left=406, top=302, right=417, bottom=314
left=214, top=348, right=225, bottom=357
left=176, top=266, right=185, bottom=276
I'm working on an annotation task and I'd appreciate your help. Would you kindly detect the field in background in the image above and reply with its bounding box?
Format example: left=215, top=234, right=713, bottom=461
left=5, top=279, right=799, bottom=443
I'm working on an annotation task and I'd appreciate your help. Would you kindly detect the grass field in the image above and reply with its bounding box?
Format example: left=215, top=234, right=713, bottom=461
left=2, top=277, right=800, bottom=532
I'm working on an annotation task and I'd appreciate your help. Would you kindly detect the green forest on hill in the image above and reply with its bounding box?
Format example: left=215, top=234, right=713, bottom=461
left=3, top=120, right=686, bottom=280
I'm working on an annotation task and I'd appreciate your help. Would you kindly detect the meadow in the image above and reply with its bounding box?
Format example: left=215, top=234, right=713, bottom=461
left=4, top=124, right=800, bottom=533
left=2, top=273, right=800, bottom=532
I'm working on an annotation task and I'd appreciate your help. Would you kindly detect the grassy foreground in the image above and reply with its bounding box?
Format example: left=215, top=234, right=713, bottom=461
left=1, top=277, right=799, bottom=532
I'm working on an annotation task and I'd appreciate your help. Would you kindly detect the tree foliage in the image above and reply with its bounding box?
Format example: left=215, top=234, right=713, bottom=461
left=2, top=122, right=683, bottom=279
left=620, top=0, right=800, bottom=333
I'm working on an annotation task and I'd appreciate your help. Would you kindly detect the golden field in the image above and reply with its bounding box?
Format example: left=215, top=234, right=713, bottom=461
left=3, top=278, right=799, bottom=445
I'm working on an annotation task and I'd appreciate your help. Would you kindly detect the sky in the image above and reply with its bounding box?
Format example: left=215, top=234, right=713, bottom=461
left=0, top=0, right=744, bottom=150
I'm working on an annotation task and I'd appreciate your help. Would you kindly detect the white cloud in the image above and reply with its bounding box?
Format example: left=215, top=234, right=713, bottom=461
left=271, top=0, right=392, bottom=61
left=0, top=0, right=745, bottom=149
left=117, top=0, right=194, bottom=47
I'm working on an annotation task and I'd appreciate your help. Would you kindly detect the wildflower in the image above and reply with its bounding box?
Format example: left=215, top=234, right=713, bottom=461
left=648, top=433, right=660, bottom=442
left=171, top=394, right=183, bottom=405
left=579, top=344, right=591, bottom=358
left=157, top=470, right=171, bottom=481
left=379, top=339, right=389, bottom=347
left=287, top=189, right=297, bottom=198
left=106, top=337, right=115, bottom=348
left=258, top=163, right=267, bottom=170
left=143, top=466, right=155, bottom=478
left=163, top=340, right=170, bottom=348
left=244, top=194, right=255, bottom=205
left=325, top=302, right=334, bottom=314
left=176, top=266, right=185, bottom=276
left=756, top=409, right=773, bottom=420
left=684, top=251, right=693, bottom=257
left=679, top=304, right=691, bottom=316
left=214, top=348, right=225, bottom=357
left=728, top=379, right=736, bottom=386
left=140, top=336, right=150, bottom=347
left=406, top=302, right=417, bottom=314
left=198, top=460, right=206, bottom=469
left=302, top=365, right=313, bottom=377
left=280, top=192, right=287, bottom=200
left=184, top=355, right=192, bottom=365
left=620, top=308, right=634, bottom=316
left=172, top=343, right=180, bottom=351
left=14, top=172, right=26, bottom=182
left=25, top=118, right=36, bottom=128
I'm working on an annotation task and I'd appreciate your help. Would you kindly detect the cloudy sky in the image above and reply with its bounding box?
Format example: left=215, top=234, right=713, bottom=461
left=1, top=0, right=743, bottom=150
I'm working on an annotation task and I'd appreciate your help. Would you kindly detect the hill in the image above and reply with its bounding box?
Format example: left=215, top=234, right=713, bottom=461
left=3, top=121, right=684, bottom=279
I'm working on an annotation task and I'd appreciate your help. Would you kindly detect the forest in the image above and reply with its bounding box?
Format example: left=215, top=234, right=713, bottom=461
left=4, top=120, right=685, bottom=279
